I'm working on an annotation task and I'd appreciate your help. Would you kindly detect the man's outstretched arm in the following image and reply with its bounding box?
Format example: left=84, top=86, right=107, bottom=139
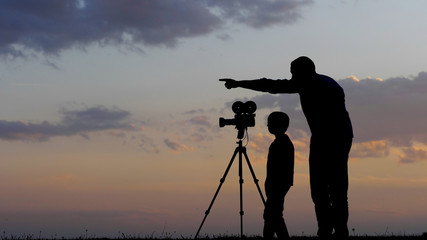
left=220, top=78, right=282, bottom=93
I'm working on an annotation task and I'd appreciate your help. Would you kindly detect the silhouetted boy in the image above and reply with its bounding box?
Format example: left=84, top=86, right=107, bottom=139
left=263, top=111, right=295, bottom=239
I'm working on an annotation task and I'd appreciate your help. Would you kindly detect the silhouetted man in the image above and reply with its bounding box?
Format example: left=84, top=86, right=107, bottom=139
left=220, top=56, right=353, bottom=238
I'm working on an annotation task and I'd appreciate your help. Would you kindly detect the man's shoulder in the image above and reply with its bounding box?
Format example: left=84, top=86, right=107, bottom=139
left=318, top=74, right=340, bottom=85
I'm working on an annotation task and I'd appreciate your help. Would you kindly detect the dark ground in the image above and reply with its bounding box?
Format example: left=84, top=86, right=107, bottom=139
left=2, top=234, right=427, bottom=240
left=85, top=236, right=426, bottom=240
left=194, top=235, right=427, bottom=240
left=127, top=235, right=426, bottom=240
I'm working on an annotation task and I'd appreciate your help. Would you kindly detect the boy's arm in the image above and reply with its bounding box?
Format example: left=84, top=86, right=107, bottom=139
left=219, top=78, right=297, bottom=94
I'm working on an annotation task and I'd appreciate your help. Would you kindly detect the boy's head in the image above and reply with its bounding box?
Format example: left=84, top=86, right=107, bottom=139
left=267, top=111, right=290, bottom=135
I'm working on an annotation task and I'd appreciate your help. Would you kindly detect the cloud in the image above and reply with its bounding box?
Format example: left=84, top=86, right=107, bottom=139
left=175, top=112, right=218, bottom=144
left=248, top=131, right=309, bottom=163
left=249, top=132, right=273, bottom=155
left=398, top=146, right=427, bottom=164
left=227, top=94, right=308, bottom=133
left=350, top=140, right=390, bottom=159
left=206, top=0, right=313, bottom=29
left=342, top=72, right=427, bottom=145
left=235, top=72, right=427, bottom=145
left=188, top=115, right=211, bottom=128
left=139, top=135, right=160, bottom=154
left=189, top=127, right=213, bottom=142
left=0, top=106, right=135, bottom=141
left=164, top=138, right=193, bottom=152
left=60, top=106, right=134, bottom=132
left=0, top=0, right=312, bottom=58
left=228, top=72, right=427, bottom=163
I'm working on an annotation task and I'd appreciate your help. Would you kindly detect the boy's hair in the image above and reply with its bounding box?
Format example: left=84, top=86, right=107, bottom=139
left=268, top=111, right=290, bottom=132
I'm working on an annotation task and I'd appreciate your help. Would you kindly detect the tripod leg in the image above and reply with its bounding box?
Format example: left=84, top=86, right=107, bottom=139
left=239, top=146, right=244, bottom=237
left=243, top=148, right=266, bottom=205
left=195, top=147, right=239, bottom=239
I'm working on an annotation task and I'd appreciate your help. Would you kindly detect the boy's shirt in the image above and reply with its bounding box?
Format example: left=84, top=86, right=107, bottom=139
left=265, top=134, right=295, bottom=194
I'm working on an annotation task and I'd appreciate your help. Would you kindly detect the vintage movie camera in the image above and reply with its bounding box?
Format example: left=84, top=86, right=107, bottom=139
left=219, top=101, right=257, bottom=139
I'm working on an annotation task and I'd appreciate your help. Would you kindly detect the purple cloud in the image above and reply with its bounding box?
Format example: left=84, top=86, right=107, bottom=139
left=188, top=115, right=211, bottom=127
left=0, top=0, right=312, bottom=58
left=206, top=0, right=312, bottom=28
left=0, top=106, right=134, bottom=141
left=164, top=138, right=193, bottom=152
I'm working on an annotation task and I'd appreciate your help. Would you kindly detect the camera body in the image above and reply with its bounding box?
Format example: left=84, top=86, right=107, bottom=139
left=219, top=101, right=257, bottom=139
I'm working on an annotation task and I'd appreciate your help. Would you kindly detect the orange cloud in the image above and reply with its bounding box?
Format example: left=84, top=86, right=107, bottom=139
left=398, top=146, right=427, bottom=164
left=350, top=140, right=389, bottom=160
left=248, top=132, right=309, bottom=163
left=248, top=132, right=273, bottom=155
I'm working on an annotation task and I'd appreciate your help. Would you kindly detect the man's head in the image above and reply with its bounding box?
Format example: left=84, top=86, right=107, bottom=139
left=290, top=56, right=316, bottom=80
left=267, top=111, right=290, bottom=135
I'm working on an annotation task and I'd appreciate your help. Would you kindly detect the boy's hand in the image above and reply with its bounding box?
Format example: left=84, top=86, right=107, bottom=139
left=219, top=78, right=238, bottom=89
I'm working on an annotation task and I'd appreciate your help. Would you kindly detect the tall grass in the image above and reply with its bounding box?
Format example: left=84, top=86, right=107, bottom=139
left=1, top=231, right=426, bottom=240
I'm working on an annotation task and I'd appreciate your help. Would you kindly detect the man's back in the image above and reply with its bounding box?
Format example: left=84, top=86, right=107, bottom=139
left=298, top=74, right=353, bottom=137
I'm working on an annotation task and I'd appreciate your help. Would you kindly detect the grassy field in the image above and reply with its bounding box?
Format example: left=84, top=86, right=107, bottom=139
left=1, top=235, right=427, bottom=240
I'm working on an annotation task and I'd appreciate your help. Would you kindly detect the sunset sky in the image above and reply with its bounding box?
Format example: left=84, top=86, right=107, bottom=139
left=1, top=0, right=427, bottom=238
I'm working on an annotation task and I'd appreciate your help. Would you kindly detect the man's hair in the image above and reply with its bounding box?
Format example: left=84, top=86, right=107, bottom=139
left=291, top=56, right=316, bottom=75
left=268, top=111, right=290, bottom=132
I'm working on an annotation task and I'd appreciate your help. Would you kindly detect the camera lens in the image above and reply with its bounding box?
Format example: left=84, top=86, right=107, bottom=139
left=244, top=101, right=257, bottom=114
left=232, top=101, right=244, bottom=114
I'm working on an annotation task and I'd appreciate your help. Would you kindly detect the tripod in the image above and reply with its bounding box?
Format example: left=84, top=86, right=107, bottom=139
left=195, top=135, right=266, bottom=239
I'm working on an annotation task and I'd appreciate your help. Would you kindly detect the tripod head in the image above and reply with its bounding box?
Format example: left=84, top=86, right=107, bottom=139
left=236, top=127, right=247, bottom=140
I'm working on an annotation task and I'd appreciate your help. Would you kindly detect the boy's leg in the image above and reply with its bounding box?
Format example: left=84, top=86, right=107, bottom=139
left=264, top=218, right=289, bottom=239
left=263, top=192, right=278, bottom=238
left=263, top=199, right=276, bottom=238
left=263, top=220, right=274, bottom=238
left=275, top=216, right=290, bottom=239
left=263, top=196, right=281, bottom=238
left=263, top=187, right=290, bottom=239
